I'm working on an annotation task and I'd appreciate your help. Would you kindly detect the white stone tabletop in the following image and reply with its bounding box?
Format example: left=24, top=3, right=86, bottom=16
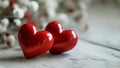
left=0, top=39, right=120, bottom=68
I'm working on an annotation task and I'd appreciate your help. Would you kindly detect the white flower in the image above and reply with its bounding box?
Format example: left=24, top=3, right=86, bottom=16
left=30, top=1, right=39, bottom=12
left=0, top=0, right=9, bottom=8
left=6, top=34, right=15, bottom=46
left=13, top=8, right=25, bottom=19
left=0, top=18, right=9, bottom=33
left=47, top=8, right=56, bottom=20
left=45, top=0, right=58, bottom=9
left=1, top=18, right=9, bottom=27
left=56, top=13, right=69, bottom=26
left=13, top=19, right=22, bottom=27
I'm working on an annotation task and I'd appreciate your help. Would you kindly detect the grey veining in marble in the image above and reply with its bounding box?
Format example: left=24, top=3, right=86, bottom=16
left=0, top=39, right=120, bottom=68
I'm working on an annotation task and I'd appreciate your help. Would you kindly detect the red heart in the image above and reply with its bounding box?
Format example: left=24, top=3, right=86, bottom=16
left=45, top=21, right=78, bottom=54
left=18, top=22, right=54, bottom=58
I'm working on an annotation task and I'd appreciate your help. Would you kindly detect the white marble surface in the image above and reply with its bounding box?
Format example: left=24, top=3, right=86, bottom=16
left=0, top=0, right=120, bottom=68
left=0, top=39, right=120, bottom=68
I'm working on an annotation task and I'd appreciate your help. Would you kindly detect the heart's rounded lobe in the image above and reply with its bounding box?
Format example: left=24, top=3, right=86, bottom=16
left=45, top=21, right=78, bottom=54
left=18, top=22, right=54, bottom=58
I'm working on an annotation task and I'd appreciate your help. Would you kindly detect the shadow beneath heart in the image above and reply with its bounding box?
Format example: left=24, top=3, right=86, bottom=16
left=0, top=51, right=70, bottom=62
left=0, top=47, right=10, bottom=50
left=0, top=56, right=25, bottom=62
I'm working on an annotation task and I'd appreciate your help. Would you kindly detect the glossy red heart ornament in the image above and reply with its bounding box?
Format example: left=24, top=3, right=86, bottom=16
left=18, top=22, right=54, bottom=58
left=45, top=21, right=78, bottom=54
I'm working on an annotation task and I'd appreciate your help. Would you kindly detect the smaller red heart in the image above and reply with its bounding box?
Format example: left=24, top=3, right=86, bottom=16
left=45, top=21, right=78, bottom=54
left=18, top=22, right=54, bottom=58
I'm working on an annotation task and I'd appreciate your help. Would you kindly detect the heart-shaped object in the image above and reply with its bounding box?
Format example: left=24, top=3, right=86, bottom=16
left=18, top=22, right=54, bottom=58
left=45, top=21, right=78, bottom=54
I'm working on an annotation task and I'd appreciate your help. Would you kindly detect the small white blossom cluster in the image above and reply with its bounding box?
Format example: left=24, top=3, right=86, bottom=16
left=0, top=0, right=39, bottom=47
left=0, top=0, right=91, bottom=47
left=0, top=18, right=15, bottom=47
left=37, top=0, right=89, bottom=31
